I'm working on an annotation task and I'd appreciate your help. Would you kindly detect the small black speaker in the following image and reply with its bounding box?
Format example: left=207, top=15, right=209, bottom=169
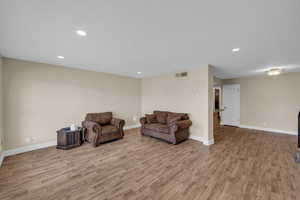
left=298, top=111, right=300, bottom=148
left=296, top=111, right=300, bottom=163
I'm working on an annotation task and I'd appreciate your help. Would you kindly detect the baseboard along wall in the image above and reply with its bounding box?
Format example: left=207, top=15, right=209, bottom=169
left=124, top=124, right=141, bottom=130
left=239, top=125, right=297, bottom=135
left=0, top=124, right=141, bottom=167
left=2, top=124, right=293, bottom=167
left=189, top=135, right=214, bottom=146
left=220, top=122, right=297, bottom=135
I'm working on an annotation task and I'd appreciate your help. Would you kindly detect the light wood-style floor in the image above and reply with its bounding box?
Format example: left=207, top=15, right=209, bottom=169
left=0, top=127, right=299, bottom=200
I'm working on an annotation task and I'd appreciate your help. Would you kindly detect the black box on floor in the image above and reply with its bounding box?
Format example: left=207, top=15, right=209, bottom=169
left=56, top=127, right=84, bottom=150
left=296, top=111, right=300, bottom=163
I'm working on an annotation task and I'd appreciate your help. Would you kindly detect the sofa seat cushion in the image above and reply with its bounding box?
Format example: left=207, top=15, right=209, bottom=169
left=144, top=123, right=169, bottom=134
left=102, top=125, right=118, bottom=135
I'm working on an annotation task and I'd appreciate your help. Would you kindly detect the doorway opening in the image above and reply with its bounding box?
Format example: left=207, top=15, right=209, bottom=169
left=213, top=87, right=221, bottom=131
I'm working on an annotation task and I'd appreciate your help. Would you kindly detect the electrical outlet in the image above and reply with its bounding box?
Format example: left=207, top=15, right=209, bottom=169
left=262, top=122, right=267, bottom=126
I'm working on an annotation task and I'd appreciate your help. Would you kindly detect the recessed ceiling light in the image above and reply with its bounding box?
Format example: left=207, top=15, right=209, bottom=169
left=57, top=56, right=64, bottom=59
left=76, top=30, right=87, bottom=36
left=267, top=68, right=282, bottom=76
left=137, top=72, right=142, bottom=74
left=232, top=48, right=240, bottom=52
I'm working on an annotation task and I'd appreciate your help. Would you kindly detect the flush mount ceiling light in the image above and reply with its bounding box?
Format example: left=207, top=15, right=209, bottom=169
left=267, top=68, right=282, bottom=76
left=137, top=72, right=142, bottom=74
left=57, top=56, right=64, bottom=59
left=76, top=30, right=87, bottom=36
left=232, top=48, right=240, bottom=52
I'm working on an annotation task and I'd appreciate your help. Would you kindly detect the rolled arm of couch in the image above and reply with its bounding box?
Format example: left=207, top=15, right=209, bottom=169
left=82, top=120, right=102, bottom=145
left=140, top=117, right=147, bottom=127
left=111, top=118, right=125, bottom=129
left=176, top=120, right=192, bottom=129
left=82, top=120, right=101, bottom=133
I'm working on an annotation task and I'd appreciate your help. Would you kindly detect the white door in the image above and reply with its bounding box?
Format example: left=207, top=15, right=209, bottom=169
left=221, top=84, right=240, bottom=126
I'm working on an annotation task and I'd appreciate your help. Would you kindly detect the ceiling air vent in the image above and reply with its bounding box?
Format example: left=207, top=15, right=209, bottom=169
left=175, top=72, right=188, bottom=78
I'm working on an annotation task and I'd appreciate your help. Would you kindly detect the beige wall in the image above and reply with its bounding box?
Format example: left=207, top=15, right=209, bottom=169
left=0, top=57, right=3, bottom=153
left=223, top=73, right=300, bottom=134
left=141, top=65, right=214, bottom=143
left=213, top=77, right=223, bottom=87
left=3, top=58, right=141, bottom=150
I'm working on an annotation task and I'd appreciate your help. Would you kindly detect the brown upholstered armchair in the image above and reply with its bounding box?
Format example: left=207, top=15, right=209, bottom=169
left=82, top=112, right=125, bottom=147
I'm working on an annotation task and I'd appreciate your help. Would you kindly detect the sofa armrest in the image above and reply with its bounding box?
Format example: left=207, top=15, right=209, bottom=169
left=176, top=120, right=192, bottom=129
left=140, top=117, right=147, bottom=127
left=82, top=120, right=101, bottom=132
left=82, top=120, right=102, bottom=145
left=111, top=118, right=125, bottom=129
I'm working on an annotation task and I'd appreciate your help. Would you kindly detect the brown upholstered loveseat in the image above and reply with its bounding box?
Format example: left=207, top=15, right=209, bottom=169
left=82, top=112, right=125, bottom=147
left=140, top=111, right=192, bottom=144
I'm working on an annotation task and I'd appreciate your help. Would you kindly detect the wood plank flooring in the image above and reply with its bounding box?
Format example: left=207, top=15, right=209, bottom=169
left=0, top=127, right=299, bottom=200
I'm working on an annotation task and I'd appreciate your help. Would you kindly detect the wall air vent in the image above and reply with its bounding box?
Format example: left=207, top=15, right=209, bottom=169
left=175, top=72, right=188, bottom=78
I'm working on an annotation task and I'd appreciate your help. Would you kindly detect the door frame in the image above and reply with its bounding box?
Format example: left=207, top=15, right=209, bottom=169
left=213, top=86, right=222, bottom=110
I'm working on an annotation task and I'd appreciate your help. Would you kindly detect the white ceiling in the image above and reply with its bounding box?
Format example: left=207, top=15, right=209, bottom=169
left=1, top=0, right=300, bottom=79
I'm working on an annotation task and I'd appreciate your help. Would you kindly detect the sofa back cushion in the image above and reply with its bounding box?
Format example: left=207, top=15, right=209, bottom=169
left=146, top=114, right=158, bottom=123
left=167, top=115, right=182, bottom=125
left=85, top=112, right=112, bottom=125
left=167, top=112, right=189, bottom=122
left=153, top=111, right=168, bottom=124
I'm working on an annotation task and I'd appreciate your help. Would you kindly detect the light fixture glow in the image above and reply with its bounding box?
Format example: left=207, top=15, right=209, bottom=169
left=57, top=56, right=64, bottom=59
left=267, top=68, right=282, bottom=76
left=137, top=72, right=142, bottom=74
left=76, top=30, right=87, bottom=36
left=232, top=48, right=240, bottom=52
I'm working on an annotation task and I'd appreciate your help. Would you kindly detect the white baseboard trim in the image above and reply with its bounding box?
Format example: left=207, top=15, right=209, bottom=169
left=239, top=125, right=297, bottom=135
left=124, top=124, right=141, bottom=130
left=189, top=135, right=214, bottom=146
left=3, top=141, right=57, bottom=157
left=203, top=139, right=215, bottom=145
left=0, top=152, right=4, bottom=167
left=2, top=126, right=141, bottom=159
left=189, top=135, right=202, bottom=142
